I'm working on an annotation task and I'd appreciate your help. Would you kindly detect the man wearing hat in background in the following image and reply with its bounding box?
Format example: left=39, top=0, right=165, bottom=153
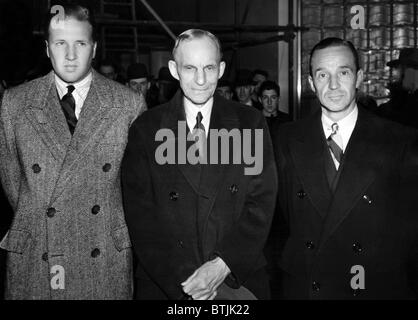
left=126, top=62, right=157, bottom=108
left=234, top=69, right=262, bottom=110
left=377, top=48, right=418, bottom=128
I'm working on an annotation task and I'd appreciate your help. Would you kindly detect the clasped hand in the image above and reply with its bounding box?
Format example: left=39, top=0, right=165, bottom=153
left=181, top=257, right=231, bottom=300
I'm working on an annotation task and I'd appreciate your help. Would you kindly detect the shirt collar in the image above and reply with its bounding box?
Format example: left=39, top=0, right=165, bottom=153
left=321, top=105, right=358, bottom=151
left=55, top=72, right=93, bottom=98
left=184, top=96, right=213, bottom=132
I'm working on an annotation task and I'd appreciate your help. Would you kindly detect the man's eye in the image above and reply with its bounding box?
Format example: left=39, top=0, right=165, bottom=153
left=318, top=73, right=327, bottom=79
left=340, top=70, right=350, bottom=76
left=77, top=42, right=87, bottom=46
left=55, top=41, right=64, bottom=46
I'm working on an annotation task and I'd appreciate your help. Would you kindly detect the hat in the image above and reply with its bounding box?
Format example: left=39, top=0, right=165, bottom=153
left=157, top=66, right=176, bottom=82
left=387, top=48, right=418, bottom=68
left=127, top=63, right=149, bottom=80
left=235, top=69, right=256, bottom=87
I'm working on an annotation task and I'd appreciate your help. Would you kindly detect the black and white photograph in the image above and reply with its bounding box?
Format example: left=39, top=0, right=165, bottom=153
left=0, top=0, right=418, bottom=312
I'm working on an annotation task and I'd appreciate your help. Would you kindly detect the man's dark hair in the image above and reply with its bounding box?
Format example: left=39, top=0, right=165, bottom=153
left=259, top=80, right=280, bottom=97
left=252, top=69, right=269, bottom=79
left=309, top=37, right=360, bottom=76
left=43, top=3, right=97, bottom=41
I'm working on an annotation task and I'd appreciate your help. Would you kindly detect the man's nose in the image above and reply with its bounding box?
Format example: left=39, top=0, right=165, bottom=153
left=66, top=45, right=77, bottom=61
left=195, top=69, right=206, bottom=85
left=329, top=74, right=340, bottom=90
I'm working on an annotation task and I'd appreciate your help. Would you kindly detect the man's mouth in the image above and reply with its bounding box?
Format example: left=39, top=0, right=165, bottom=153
left=327, top=94, right=344, bottom=101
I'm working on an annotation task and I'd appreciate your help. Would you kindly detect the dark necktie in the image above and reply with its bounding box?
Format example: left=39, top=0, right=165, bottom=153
left=327, top=123, right=343, bottom=167
left=60, top=85, right=77, bottom=135
left=192, top=111, right=206, bottom=160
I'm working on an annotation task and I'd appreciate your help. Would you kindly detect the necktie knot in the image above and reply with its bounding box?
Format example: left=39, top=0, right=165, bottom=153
left=194, top=111, right=205, bottom=131
left=330, top=122, right=339, bottom=136
left=67, top=85, right=75, bottom=95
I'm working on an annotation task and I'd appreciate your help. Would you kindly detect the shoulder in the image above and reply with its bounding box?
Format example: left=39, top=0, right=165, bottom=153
left=1, top=75, right=50, bottom=115
left=364, top=108, right=417, bottom=140
left=218, top=97, right=265, bottom=127
left=93, top=71, right=147, bottom=115
left=130, top=101, right=170, bottom=132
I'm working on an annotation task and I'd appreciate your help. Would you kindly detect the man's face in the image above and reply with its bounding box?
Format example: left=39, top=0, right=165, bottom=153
left=128, top=78, right=150, bottom=96
left=216, top=86, right=232, bottom=100
left=46, top=17, right=97, bottom=84
left=235, top=85, right=253, bottom=104
left=260, top=89, right=279, bottom=114
left=99, top=65, right=116, bottom=80
left=309, top=45, right=363, bottom=121
left=253, top=73, right=267, bottom=94
left=168, top=37, right=225, bottom=106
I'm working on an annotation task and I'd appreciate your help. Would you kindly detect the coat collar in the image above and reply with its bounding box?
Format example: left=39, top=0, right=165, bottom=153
left=160, top=91, right=239, bottom=195
left=288, top=110, right=332, bottom=219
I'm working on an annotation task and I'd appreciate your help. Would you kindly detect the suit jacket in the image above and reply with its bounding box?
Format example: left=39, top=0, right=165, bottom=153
left=274, top=106, right=418, bottom=299
left=0, top=70, right=146, bottom=299
left=121, top=91, right=277, bottom=299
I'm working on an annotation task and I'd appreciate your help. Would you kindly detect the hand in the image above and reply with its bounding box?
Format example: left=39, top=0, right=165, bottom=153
left=181, top=257, right=231, bottom=300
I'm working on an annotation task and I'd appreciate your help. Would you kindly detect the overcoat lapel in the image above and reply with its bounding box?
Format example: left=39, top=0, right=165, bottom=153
left=160, top=91, right=203, bottom=193
left=288, top=111, right=332, bottom=219
left=318, top=108, right=383, bottom=249
left=50, top=70, right=122, bottom=203
left=23, top=71, right=71, bottom=162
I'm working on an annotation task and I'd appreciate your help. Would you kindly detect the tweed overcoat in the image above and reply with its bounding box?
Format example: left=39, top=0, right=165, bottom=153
left=0, top=70, right=146, bottom=299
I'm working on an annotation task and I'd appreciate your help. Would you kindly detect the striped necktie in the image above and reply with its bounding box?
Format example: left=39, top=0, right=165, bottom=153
left=60, top=85, right=77, bottom=135
left=327, top=122, right=343, bottom=168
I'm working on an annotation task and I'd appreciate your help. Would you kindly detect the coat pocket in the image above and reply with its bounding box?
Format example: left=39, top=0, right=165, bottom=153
left=0, top=229, right=32, bottom=254
left=111, top=225, right=132, bottom=251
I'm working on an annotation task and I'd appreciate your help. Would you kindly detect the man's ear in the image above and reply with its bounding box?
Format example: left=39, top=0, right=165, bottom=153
left=168, top=60, right=179, bottom=80
left=147, top=82, right=151, bottom=90
left=308, top=75, right=316, bottom=94
left=45, top=40, right=50, bottom=58
left=92, top=42, right=97, bottom=59
left=355, top=68, right=364, bottom=89
left=218, top=61, right=226, bottom=79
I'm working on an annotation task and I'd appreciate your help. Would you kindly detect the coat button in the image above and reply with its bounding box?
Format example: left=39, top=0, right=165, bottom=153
left=362, top=195, right=372, bottom=204
left=102, top=163, right=112, bottom=172
left=178, top=240, right=184, bottom=248
left=312, top=281, right=321, bottom=292
left=169, top=192, right=179, bottom=201
left=46, top=207, right=56, bottom=218
left=297, top=190, right=307, bottom=199
left=32, top=164, right=41, bottom=174
left=91, top=205, right=100, bottom=215
left=352, top=243, right=363, bottom=253
left=306, top=241, right=315, bottom=250
left=91, top=248, right=100, bottom=258
left=229, top=184, right=238, bottom=194
left=42, top=252, right=48, bottom=261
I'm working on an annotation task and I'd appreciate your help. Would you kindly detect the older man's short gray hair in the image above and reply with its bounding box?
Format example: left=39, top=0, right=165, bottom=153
left=172, top=29, right=223, bottom=62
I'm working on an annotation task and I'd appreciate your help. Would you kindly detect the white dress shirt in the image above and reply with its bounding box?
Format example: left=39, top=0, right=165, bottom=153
left=184, top=97, right=213, bottom=138
left=55, top=72, right=93, bottom=120
left=321, top=105, right=358, bottom=169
